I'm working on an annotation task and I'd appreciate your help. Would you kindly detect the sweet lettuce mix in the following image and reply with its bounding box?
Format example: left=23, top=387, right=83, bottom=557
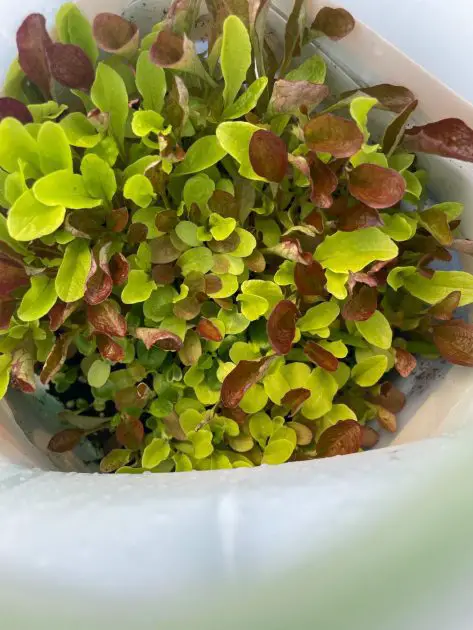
left=1, top=1, right=473, bottom=472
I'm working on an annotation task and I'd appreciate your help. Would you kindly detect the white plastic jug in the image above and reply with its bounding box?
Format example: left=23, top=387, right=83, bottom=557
left=1, top=2, right=473, bottom=629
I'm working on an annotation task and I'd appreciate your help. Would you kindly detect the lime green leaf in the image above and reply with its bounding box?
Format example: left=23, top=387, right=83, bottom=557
left=249, top=412, right=273, bottom=448
left=297, top=301, right=340, bottom=332
left=380, top=212, right=417, bottom=241
left=209, top=213, right=236, bottom=241
left=33, top=170, right=102, bottom=209
left=136, top=51, right=166, bottom=113
left=241, top=280, right=283, bottom=315
left=302, top=367, right=338, bottom=420
left=56, top=239, right=91, bottom=302
left=351, top=355, right=388, bottom=387
left=216, top=122, right=264, bottom=180
left=274, top=261, right=295, bottom=286
left=350, top=96, right=378, bottom=141
left=332, top=362, right=351, bottom=389
left=91, top=63, right=129, bottom=152
left=386, top=266, right=417, bottom=290
left=223, top=77, right=268, bottom=120
left=189, top=431, right=213, bottom=459
left=175, top=221, right=201, bottom=246
left=4, top=170, right=26, bottom=206
left=81, top=154, right=116, bottom=203
left=122, top=270, right=156, bottom=304
left=263, top=439, right=295, bottom=465
left=144, top=287, right=176, bottom=321
left=286, top=54, right=326, bottom=83
left=221, top=16, right=251, bottom=108
left=133, top=206, right=161, bottom=239
left=314, top=228, right=398, bottom=273
left=131, top=110, right=166, bottom=137
left=263, top=370, right=291, bottom=404
left=183, top=173, right=215, bottom=209
left=7, top=190, right=65, bottom=241
left=326, top=270, right=348, bottom=299
left=218, top=307, right=250, bottom=334
left=389, top=152, right=415, bottom=173
left=315, top=403, right=357, bottom=440
left=350, top=146, right=388, bottom=168
left=209, top=273, right=239, bottom=298
left=178, top=247, right=213, bottom=275
left=0, top=355, right=12, bottom=399
left=142, top=438, right=171, bottom=469
left=38, top=122, right=72, bottom=174
left=355, top=310, right=392, bottom=350
left=403, top=170, right=423, bottom=199
left=212, top=254, right=245, bottom=275
left=87, top=359, right=111, bottom=388
left=240, top=383, right=268, bottom=413
left=56, top=2, right=98, bottom=64
left=397, top=269, right=473, bottom=306
left=255, top=217, right=281, bottom=247
left=281, top=362, right=311, bottom=389
left=229, top=342, right=260, bottom=363
left=173, top=136, right=227, bottom=176
left=0, top=117, right=40, bottom=176
left=124, top=156, right=160, bottom=179
left=236, top=293, right=269, bottom=321
left=18, top=276, right=57, bottom=322
left=173, top=453, right=193, bottom=472
left=195, top=382, right=220, bottom=405
left=124, top=174, right=155, bottom=208
left=427, top=201, right=464, bottom=221
left=231, top=228, right=257, bottom=257
left=179, top=408, right=203, bottom=435
left=60, top=112, right=102, bottom=148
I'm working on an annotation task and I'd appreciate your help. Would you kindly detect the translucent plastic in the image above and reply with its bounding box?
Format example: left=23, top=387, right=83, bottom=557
left=1, top=2, right=473, bottom=628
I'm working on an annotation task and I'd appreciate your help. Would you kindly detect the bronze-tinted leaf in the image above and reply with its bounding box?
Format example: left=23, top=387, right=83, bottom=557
left=150, top=30, right=186, bottom=67
left=0, top=299, right=16, bottom=330
left=244, top=249, right=266, bottom=273
left=65, top=211, right=103, bottom=239
left=403, top=118, right=473, bottom=163
left=97, top=334, right=125, bottom=362
left=304, top=113, right=363, bottom=158
left=433, top=319, right=473, bottom=367
left=16, top=13, right=52, bottom=99
left=116, top=417, right=144, bottom=450
left=150, top=235, right=181, bottom=264
left=342, top=285, right=378, bottom=322
left=304, top=340, right=339, bottom=372
left=347, top=272, right=378, bottom=292
left=115, top=383, right=151, bottom=412
left=249, top=129, right=288, bottom=183
left=135, top=328, right=183, bottom=351
left=221, top=355, right=275, bottom=408
left=316, top=419, right=361, bottom=457
left=93, top=13, right=139, bottom=55
left=0, top=254, right=29, bottom=298
left=209, top=190, right=239, bottom=219
left=428, top=291, right=461, bottom=321
left=152, top=263, right=178, bottom=285
left=204, top=274, right=223, bottom=295
left=221, top=406, right=248, bottom=425
left=294, top=259, right=326, bottom=296
left=382, top=99, right=418, bottom=154
left=376, top=406, right=397, bottom=433
left=107, top=207, right=129, bottom=232
left=109, top=253, right=129, bottom=286
left=173, top=296, right=201, bottom=320
left=281, top=388, right=311, bottom=416
left=267, top=300, right=298, bottom=355
left=266, top=237, right=310, bottom=265
left=178, top=329, right=202, bottom=366
left=208, top=232, right=240, bottom=253
left=87, top=300, right=127, bottom=337
left=360, top=425, right=380, bottom=449
left=351, top=84, right=416, bottom=114
left=394, top=347, right=417, bottom=378
left=270, top=79, right=329, bottom=114
left=304, top=209, right=324, bottom=233
left=48, top=428, right=84, bottom=453
left=348, top=164, right=406, bottom=209
left=162, top=411, right=187, bottom=440
left=48, top=301, right=80, bottom=332
left=370, top=382, right=406, bottom=413
left=47, top=43, right=95, bottom=91
left=307, top=153, right=338, bottom=209
left=155, top=210, right=179, bottom=233
left=127, top=223, right=148, bottom=245
left=196, top=318, right=223, bottom=342
left=338, top=203, right=384, bottom=231
left=10, top=348, right=36, bottom=393
left=85, top=243, right=113, bottom=306
left=0, top=97, right=33, bottom=124
left=166, top=0, right=203, bottom=34
left=312, top=7, right=355, bottom=40
left=40, top=333, right=74, bottom=384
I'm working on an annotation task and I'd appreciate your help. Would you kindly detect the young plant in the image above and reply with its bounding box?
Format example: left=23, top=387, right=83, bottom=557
left=1, top=0, right=473, bottom=473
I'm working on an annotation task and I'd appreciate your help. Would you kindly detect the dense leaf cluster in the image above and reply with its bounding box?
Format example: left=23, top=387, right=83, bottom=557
left=1, top=0, right=473, bottom=472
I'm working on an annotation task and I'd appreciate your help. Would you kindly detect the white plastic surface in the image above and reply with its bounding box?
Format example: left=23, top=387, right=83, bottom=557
left=1, top=1, right=473, bottom=629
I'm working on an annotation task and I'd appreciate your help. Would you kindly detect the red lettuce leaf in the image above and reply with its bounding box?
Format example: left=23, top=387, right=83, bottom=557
left=10, top=347, right=36, bottom=393
left=196, top=318, right=223, bottom=342
left=394, top=347, right=417, bottom=377
left=267, top=237, right=311, bottom=265
left=294, top=259, right=326, bottom=296
left=0, top=254, right=29, bottom=298
left=107, top=207, right=129, bottom=232
left=312, top=7, right=355, bottom=40
left=116, top=417, right=144, bottom=450
left=360, top=425, right=380, bottom=449
left=267, top=300, right=298, bottom=355
left=382, top=99, right=418, bottom=154
left=152, top=263, right=178, bottom=286
left=403, top=118, right=473, bottom=163
left=249, top=129, right=288, bottom=183
left=40, top=333, right=74, bottom=384
left=348, top=84, right=416, bottom=114
left=338, top=203, right=384, bottom=231
left=135, top=328, right=183, bottom=351
left=16, top=13, right=52, bottom=99
left=87, top=300, right=127, bottom=337
left=304, top=113, right=363, bottom=158
left=433, top=319, right=473, bottom=367
left=370, top=382, right=406, bottom=413
left=48, top=428, right=84, bottom=453
left=304, top=340, right=339, bottom=372
left=48, top=301, right=80, bottom=332
left=348, top=164, right=406, bottom=209
left=93, top=13, right=139, bottom=55
left=221, top=356, right=275, bottom=408
left=428, top=291, right=461, bottom=321
left=270, top=80, right=329, bottom=114
left=316, top=420, right=361, bottom=458
left=85, top=243, right=113, bottom=305
left=110, top=253, right=130, bottom=286
left=0, top=97, right=33, bottom=124
left=47, top=43, right=95, bottom=91
left=0, top=299, right=16, bottom=330
left=342, top=285, right=378, bottom=322
left=97, top=334, right=125, bottom=362
left=281, top=388, right=311, bottom=416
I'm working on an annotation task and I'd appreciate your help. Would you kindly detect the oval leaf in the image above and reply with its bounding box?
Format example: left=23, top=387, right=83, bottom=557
left=93, top=13, right=139, bottom=55
left=48, top=428, right=84, bottom=453
left=196, top=318, right=223, bottom=342
left=312, top=7, right=355, bottom=40
left=16, top=13, right=52, bottom=98
left=87, top=300, right=127, bottom=337
left=403, top=118, right=473, bottom=163
left=433, top=320, right=473, bottom=367
left=348, top=164, right=406, bottom=209
left=270, top=80, right=329, bottom=114
left=304, top=341, right=339, bottom=372
left=221, top=356, right=275, bottom=409
left=135, top=328, right=183, bottom=351
left=267, top=300, right=298, bottom=354
left=47, top=43, right=95, bottom=90
left=342, top=285, right=378, bottom=321
left=0, top=97, right=33, bottom=124
left=56, top=239, right=92, bottom=303
left=316, top=420, right=361, bottom=458
left=304, top=113, right=363, bottom=158
left=249, top=129, right=288, bottom=183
